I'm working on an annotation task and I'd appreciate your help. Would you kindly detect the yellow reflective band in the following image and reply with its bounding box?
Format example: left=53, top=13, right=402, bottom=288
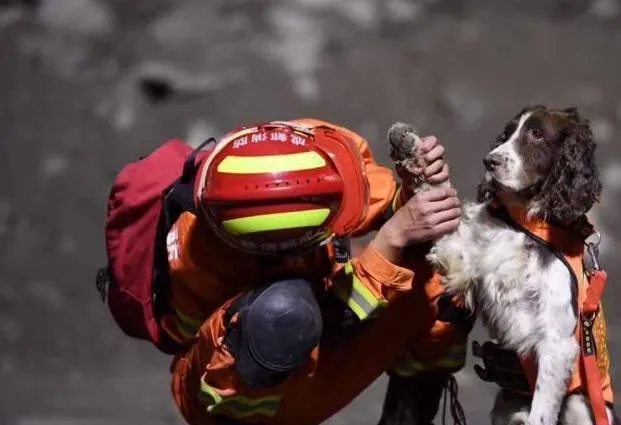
left=175, top=309, right=202, bottom=327
left=391, top=362, right=425, bottom=377
left=175, top=308, right=201, bottom=338
left=436, top=358, right=466, bottom=369
left=222, top=208, right=330, bottom=236
left=334, top=285, right=367, bottom=321
left=333, top=263, right=385, bottom=321
left=433, top=344, right=466, bottom=370
left=176, top=322, right=196, bottom=339
left=199, top=380, right=223, bottom=405
left=389, top=353, right=425, bottom=377
left=213, top=404, right=279, bottom=419
left=200, top=378, right=282, bottom=419
left=445, top=344, right=467, bottom=357
left=217, top=151, right=326, bottom=174
left=348, top=263, right=384, bottom=310
left=389, top=345, right=467, bottom=377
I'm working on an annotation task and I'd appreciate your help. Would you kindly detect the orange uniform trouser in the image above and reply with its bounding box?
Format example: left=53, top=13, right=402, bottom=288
left=171, top=280, right=463, bottom=425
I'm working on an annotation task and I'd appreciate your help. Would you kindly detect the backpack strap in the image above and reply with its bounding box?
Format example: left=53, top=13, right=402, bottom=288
left=165, top=137, right=216, bottom=217
left=154, top=138, right=216, bottom=318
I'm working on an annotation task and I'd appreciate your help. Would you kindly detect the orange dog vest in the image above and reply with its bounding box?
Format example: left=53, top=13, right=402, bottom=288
left=493, top=204, right=613, bottom=425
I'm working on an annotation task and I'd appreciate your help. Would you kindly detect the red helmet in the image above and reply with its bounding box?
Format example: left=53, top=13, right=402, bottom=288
left=194, top=120, right=370, bottom=255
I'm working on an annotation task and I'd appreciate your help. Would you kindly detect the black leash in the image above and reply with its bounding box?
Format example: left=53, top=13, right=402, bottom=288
left=487, top=205, right=580, bottom=318
left=441, top=374, right=467, bottom=425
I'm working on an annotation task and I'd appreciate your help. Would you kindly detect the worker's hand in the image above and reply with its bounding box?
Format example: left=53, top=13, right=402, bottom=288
left=373, top=187, right=461, bottom=263
left=420, top=136, right=450, bottom=185
left=397, top=136, right=451, bottom=197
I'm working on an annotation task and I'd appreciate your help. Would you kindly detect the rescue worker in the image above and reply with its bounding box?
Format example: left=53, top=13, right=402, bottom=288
left=162, top=119, right=472, bottom=425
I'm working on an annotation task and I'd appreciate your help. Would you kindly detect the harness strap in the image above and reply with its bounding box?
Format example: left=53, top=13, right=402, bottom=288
left=580, top=316, right=609, bottom=425
left=487, top=206, right=579, bottom=317
left=583, top=270, right=607, bottom=316
left=155, top=138, right=217, bottom=322
left=581, top=267, right=609, bottom=425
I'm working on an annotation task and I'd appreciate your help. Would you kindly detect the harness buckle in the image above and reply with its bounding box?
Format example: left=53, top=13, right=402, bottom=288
left=95, top=267, right=109, bottom=303
left=585, top=231, right=602, bottom=273
left=582, top=313, right=597, bottom=329
left=581, top=315, right=597, bottom=357
left=333, top=237, right=351, bottom=264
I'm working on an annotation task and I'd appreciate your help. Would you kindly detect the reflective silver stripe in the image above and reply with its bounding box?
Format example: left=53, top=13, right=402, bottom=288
left=333, top=263, right=385, bottom=320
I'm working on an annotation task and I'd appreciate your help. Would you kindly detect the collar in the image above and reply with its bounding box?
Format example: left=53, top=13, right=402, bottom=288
left=487, top=201, right=592, bottom=257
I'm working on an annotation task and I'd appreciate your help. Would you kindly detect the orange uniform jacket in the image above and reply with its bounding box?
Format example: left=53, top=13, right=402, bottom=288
left=163, top=119, right=470, bottom=425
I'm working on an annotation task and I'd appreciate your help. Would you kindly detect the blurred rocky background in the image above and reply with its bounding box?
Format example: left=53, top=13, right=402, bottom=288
left=1, top=0, right=620, bottom=424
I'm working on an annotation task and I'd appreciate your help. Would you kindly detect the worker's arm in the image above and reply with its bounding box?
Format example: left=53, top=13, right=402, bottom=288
left=159, top=212, right=225, bottom=345
left=343, top=127, right=398, bottom=238
left=327, top=126, right=459, bottom=320
left=328, top=184, right=462, bottom=322
left=328, top=243, right=414, bottom=321
left=292, top=119, right=451, bottom=238
left=388, top=290, right=474, bottom=377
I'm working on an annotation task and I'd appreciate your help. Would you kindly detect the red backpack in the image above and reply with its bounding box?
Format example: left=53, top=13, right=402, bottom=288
left=96, top=138, right=214, bottom=354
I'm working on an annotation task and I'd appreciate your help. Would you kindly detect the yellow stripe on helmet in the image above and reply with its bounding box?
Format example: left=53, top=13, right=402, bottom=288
left=217, top=151, right=326, bottom=174
left=222, top=208, right=330, bottom=235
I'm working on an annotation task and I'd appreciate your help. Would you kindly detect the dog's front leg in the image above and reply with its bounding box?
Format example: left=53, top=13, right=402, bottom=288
left=527, top=338, right=578, bottom=425
left=427, top=217, right=479, bottom=307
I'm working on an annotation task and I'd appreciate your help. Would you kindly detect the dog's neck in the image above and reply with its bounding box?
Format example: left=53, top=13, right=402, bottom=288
left=488, top=199, right=591, bottom=256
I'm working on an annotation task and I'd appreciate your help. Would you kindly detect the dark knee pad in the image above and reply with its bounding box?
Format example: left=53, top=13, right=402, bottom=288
left=225, top=278, right=322, bottom=388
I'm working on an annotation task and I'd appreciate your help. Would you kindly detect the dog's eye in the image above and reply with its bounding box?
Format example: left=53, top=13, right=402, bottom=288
left=529, top=128, right=544, bottom=140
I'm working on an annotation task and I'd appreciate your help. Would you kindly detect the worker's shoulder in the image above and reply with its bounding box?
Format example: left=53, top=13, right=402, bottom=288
left=170, top=211, right=256, bottom=269
left=170, top=210, right=198, bottom=238
left=169, top=211, right=217, bottom=265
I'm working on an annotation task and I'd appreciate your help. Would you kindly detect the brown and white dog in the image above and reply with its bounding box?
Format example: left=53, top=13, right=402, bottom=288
left=389, top=106, right=618, bottom=425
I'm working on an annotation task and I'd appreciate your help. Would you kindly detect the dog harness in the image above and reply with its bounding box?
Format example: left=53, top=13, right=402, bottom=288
left=488, top=204, right=613, bottom=425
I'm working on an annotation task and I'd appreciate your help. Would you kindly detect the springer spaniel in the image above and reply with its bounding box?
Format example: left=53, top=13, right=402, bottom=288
left=388, top=106, right=618, bottom=425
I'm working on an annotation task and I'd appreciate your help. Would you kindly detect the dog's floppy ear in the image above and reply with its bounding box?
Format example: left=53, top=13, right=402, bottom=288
left=535, top=107, right=602, bottom=223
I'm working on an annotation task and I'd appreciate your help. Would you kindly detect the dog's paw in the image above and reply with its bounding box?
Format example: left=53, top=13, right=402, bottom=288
left=427, top=246, right=465, bottom=276
left=428, top=246, right=474, bottom=307
left=426, top=247, right=445, bottom=272
left=508, top=412, right=529, bottom=425
left=387, top=122, right=420, bottom=161
left=493, top=410, right=529, bottom=425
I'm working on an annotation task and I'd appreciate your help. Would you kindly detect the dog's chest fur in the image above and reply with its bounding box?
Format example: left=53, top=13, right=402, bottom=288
left=433, top=203, right=578, bottom=356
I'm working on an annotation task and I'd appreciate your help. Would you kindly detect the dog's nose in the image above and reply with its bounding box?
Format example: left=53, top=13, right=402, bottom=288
left=483, top=154, right=502, bottom=171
